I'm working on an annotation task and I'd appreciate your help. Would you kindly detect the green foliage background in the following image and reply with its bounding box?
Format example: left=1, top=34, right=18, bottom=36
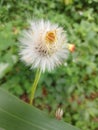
left=0, top=0, right=98, bottom=130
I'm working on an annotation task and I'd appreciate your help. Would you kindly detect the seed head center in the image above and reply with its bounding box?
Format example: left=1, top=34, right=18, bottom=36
left=45, top=30, right=56, bottom=44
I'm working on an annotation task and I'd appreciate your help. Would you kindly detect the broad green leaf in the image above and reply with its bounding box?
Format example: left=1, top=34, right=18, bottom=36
left=0, top=88, right=80, bottom=130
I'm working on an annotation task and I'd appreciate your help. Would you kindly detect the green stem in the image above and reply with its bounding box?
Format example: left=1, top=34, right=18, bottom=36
left=30, top=68, right=41, bottom=105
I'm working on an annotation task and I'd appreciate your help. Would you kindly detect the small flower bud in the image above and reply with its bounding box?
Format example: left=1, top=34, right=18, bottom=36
left=55, top=108, right=63, bottom=120
left=68, top=44, right=75, bottom=52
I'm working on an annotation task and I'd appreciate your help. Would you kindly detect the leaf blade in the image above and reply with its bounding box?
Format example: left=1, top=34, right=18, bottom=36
left=0, top=88, right=80, bottom=130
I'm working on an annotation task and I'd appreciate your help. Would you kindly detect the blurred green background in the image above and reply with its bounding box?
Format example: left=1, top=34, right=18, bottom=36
left=0, top=0, right=98, bottom=130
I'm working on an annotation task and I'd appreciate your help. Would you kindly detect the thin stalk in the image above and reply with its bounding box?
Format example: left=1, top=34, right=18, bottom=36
left=30, top=68, right=41, bottom=105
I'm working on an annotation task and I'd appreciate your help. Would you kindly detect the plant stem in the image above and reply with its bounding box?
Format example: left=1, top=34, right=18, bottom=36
left=30, top=68, right=41, bottom=105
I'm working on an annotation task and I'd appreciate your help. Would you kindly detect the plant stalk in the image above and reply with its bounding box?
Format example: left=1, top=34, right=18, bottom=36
left=30, top=68, right=41, bottom=105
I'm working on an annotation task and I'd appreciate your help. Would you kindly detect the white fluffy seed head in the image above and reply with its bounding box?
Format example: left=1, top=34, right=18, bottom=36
left=19, top=19, right=69, bottom=72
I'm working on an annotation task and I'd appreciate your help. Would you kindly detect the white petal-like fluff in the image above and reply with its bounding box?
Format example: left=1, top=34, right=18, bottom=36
left=19, top=19, right=69, bottom=72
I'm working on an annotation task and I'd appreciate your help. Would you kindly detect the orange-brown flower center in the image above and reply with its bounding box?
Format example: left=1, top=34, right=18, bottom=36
left=45, top=30, right=56, bottom=44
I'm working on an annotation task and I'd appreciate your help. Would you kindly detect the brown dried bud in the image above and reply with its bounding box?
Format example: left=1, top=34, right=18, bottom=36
left=55, top=108, right=63, bottom=120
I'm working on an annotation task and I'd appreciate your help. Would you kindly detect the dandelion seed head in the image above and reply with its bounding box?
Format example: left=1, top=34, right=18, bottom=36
left=19, top=19, right=69, bottom=72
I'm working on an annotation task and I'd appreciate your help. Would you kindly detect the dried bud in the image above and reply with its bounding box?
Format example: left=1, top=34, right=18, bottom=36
left=55, top=108, right=63, bottom=120
left=68, top=44, right=75, bottom=52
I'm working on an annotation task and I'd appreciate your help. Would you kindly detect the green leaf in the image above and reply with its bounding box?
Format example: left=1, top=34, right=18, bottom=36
left=0, top=128, right=5, bottom=130
left=0, top=88, right=80, bottom=130
left=0, top=63, right=9, bottom=79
